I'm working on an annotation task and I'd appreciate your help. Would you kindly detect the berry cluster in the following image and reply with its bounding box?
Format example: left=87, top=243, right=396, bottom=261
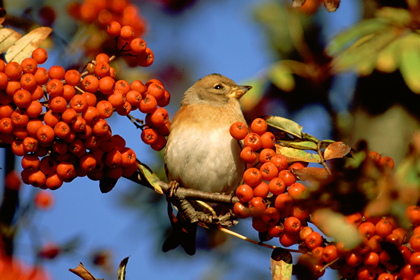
left=68, top=0, right=146, bottom=37
left=230, top=118, right=420, bottom=279
left=0, top=44, right=170, bottom=189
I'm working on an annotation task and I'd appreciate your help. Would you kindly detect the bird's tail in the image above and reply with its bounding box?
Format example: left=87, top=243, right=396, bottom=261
left=162, top=211, right=197, bottom=255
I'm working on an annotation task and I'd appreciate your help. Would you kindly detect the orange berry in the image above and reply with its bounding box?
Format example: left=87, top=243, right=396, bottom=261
left=259, top=148, right=276, bottom=163
left=92, top=118, right=110, bottom=137
left=98, top=76, right=115, bottom=95
left=46, top=79, right=64, bottom=98
left=40, top=156, right=58, bottom=176
left=150, top=134, right=167, bottom=151
left=94, top=61, right=110, bottom=77
left=141, top=127, right=159, bottom=145
left=36, top=124, right=55, bottom=144
left=5, top=61, right=22, bottom=80
left=34, top=190, right=54, bottom=208
left=49, top=96, right=67, bottom=113
left=21, top=57, right=38, bottom=74
left=287, top=182, right=307, bottom=200
left=130, top=38, right=147, bottom=54
left=148, top=107, right=169, bottom=128
left=32, top=48, right=48, bottom=64
left=120, top=147, right=137, bottom=168
left=70, top=94, right=88, bottom=113
left=139, top=94, right=157, bottom=114
left=260, top=131, right=275, bottom=149
left=34, top=67, right=49, bottom=85
left=48, top=65, right=65, bottom=80
left=26, top=100, right=43, bottom=118
left=230, top=122, right=248, bottom=140
left=107, top=21, right=121, bottom=37
left=13, top=89, right=32, bottom=108
left=120, top=25, right=135, bottom=41
left=20, top=73, right=37, bottom=91
left=268, top=177, right=286, bottom=195
left=96, top=100, right=114, bottom=119
left=63, top=84, right=76, bottom=101
left=136, top=47, right=154, bottom=67
left=243, top=167, right=262, bottom=187
left=28, top=170, right=47, bottom=187
left=244, top=132, right=262, bottom=151
left=260, top=161, right=278, bottom=181
left=64, top=69, right=81, bottom=86
left=81, top=75, right=99, bottom=93
left=250, top=118, right=267, bottom=135
left=56, top=162, right=76, bottom=181
left=125, top=90, right=142, bottom=107
left=10, top=110, right=29, bottom=127
left=240, top=146, right=257, bottom=163
left=21, top=154, right=40, bottom=171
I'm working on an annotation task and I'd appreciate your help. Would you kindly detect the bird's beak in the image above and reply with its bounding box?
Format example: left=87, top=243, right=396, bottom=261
left=228, top=85, right=252, bottom=99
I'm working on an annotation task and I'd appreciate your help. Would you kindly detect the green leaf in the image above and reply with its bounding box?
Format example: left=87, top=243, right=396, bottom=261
left=0, top=27, right=22, bottom=54
left=5, top=27, right=52, bottom=63
left=268, top=62, right=295, bottom=92
left=278, top=140, right=318, bottom=150
left=264, top=115, right=303, bottom=138
left=326, top=18, right=387, bottom=55
left=376, top=34, right=404, bottom=73
left=137, top=161, right=164, bottom=194
left=276, top=145, right=321, bottom=163
left=331, top=27, right=400, bottom=74
left=399, top=33, right=420, bottom=93
left=312, top=208, right=362, bottom=249
left=376, top=7, right=412, bottom=26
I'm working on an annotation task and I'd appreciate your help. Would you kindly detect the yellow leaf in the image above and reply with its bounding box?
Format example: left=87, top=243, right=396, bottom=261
left=268, top=62, right=295, bottom=92
left=399, top=33, right=420, bottom=93
left=271, top=248, right=293, bottom=280
left=5, top=27, right=52, bottom=63
left=0, top=27, right=22, bottom=54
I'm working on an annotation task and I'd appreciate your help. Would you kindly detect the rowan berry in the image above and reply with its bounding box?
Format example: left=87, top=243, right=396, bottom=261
left=243, top=167, right=262, bottom=187
left=260, top=161, right=278, bottom=181
left=139, top=94, right=157, bottom=114
left=358, top=222, right=376, bottom=239
left=21, top=154, right=40, bottom=171
left=108, top=91, right=125, bottom=108
left=98, top=76, right=115, bottom=95
left=292, top=205, right=309, bottom=221
left=252, top=217, right=269, bottom=232
left=157, top=90, right=171, bottom=107
left=345, top=252, right=363, bottom=267
left=125, top=90, right=142, bottom=107
left=261, top=207, right=280, bottom=226
left=70, top=95, right=88, bottom=113
left=259, top=148, right=276, bottom=163
left=150, top=134, right=167, bottom=151
left=136, top=48, right=154, bottom=67
left=278, top=169, right=296, bottom=186
left=375, top=218, right=393, bottom=238
left=5, top=61, right=22, bottom=80
left=233, top=202, right=251, bottom=219
left=11, top=110, right=29, bottom=127
left=26, top=119, right=43, bottom=137
left=46, top=79, right=64, bottom=97
left=0, top=72, right=8, bottom=89
left=40, top=156, right=57, bottom=176
left=270, top=154, right=289, bottom=171
left=279, top=232, right=299, bottom=247
left=147, top=82, right=165, bottom=100
left=304, top=231, right=322, bottom=250
left=81, top=75, right=99, bottom=93
left=94, top=61, right=110, bottom=77
left=148, top=107, right=169, bottom=127
left=79, top=154, right=97, bottom=172
left=253, top=181, right=269, bottom=198
left=120, top=25, right=135, bottom=41
left=92, top=118, right=110, bottom=137
left=48, top=65, right=65, bottom=80
left=268, top=224, right=285, bottom=237
left=20, top=73, right=37, bottom=91
left=34, top=190, right=54, bottom=209
left=248, top=196, right=266, bottom=217
left=287, top=182, right=307, bottom=200
left=13, top=89, right=32, bottom=108
left=130, top=80, right=147, bottom=95
left=120, top=148, right=137, bottom=168
left=11, top=139, right=25, bottom=156
left=250, top=118, right=267, bottom=135
left=244, top=133, right=262, bottom=151
left=378, top=156, right=394, bottom=171
left=21, top=57, right=38, bottom=74
left=34, top=67, right=49, bottom=85
left=49, top=96, right=67, bottom=113
left=406, top=205, right=420, bottom=226
left=36, top=125, right=55, bottom=144
left=260, top=131, right=275, bottom=149
left=32, top=48, right=48, bottom=64
left=64, top=69, right=81, bottom=86
left=363, top=251, right=380, bottom=268
left=130, top=38, right=147, bottom=54
left=71, top=116, right=87, bottom=133
left=274, top=193, right=293, bottom=214
left=54, top=121, right=71, bottom=139
left=22, top=136, right=38, bottom=153
left=240, top=146, right=257, bottom=163
left=268, top=177, right=286, bottom=195
left=31, top=85, right=45, bottom=100
left=56, top=162, right=76, bottom=181
left=28, top=170, right=47, bottom=187
left=26, top=100, right=43, bottom=118
left=5, top=80, right=21, bottom=96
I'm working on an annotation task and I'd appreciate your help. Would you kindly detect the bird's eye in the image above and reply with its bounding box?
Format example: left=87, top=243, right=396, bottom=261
left=214, top=84, right=223, bottom=90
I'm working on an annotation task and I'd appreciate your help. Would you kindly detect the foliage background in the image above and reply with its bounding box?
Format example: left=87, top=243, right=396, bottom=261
left=2, top=0, right=417, bottom=279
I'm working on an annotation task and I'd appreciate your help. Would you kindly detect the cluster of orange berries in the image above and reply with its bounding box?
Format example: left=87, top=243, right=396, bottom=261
left=68, top=0, right=146, bottom=37
left=230, top=118, right=420, bottom=279
left=0, top=44, right=170, bottom=189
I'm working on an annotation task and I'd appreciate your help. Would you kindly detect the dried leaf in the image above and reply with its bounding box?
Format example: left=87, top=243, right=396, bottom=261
left=324, top=0, right=340, bottom=12
left=312, top=208, right=362, bottom=249
left=138, top=161, right=163, bottom=194
left=292, top=0, right=306, bottom=8
left=118, top=257, right=129, bottom=280
left=324, top=141, right=351, bottom=160
left=0, top=28, right=22, bottom=54
left=69, top=263, right=103, bottom=280
left=5, top=27, right=52, bottom=63
left=264, top=115, right=303, bottom=139
left=276, top=145, right=321, bottom=163
left=271, top=248, right=293, bottom=280
left=292, top=167, right=331, bottom=182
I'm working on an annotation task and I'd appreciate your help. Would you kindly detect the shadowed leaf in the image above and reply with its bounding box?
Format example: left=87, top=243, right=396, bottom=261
left=271, top=248, right=293, bottom=280
left=265, top=116, right=303, bottom=138
left=399, top=33, right=420, bottom=93
left=118, top=257, right=129, bottom=280
left=292, top=167, right=330, bottom=182
left=5, top=27, right=52, bottom=63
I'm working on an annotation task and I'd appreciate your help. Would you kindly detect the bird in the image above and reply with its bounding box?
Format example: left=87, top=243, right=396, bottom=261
left=163, top=73, right=252, bottom=255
